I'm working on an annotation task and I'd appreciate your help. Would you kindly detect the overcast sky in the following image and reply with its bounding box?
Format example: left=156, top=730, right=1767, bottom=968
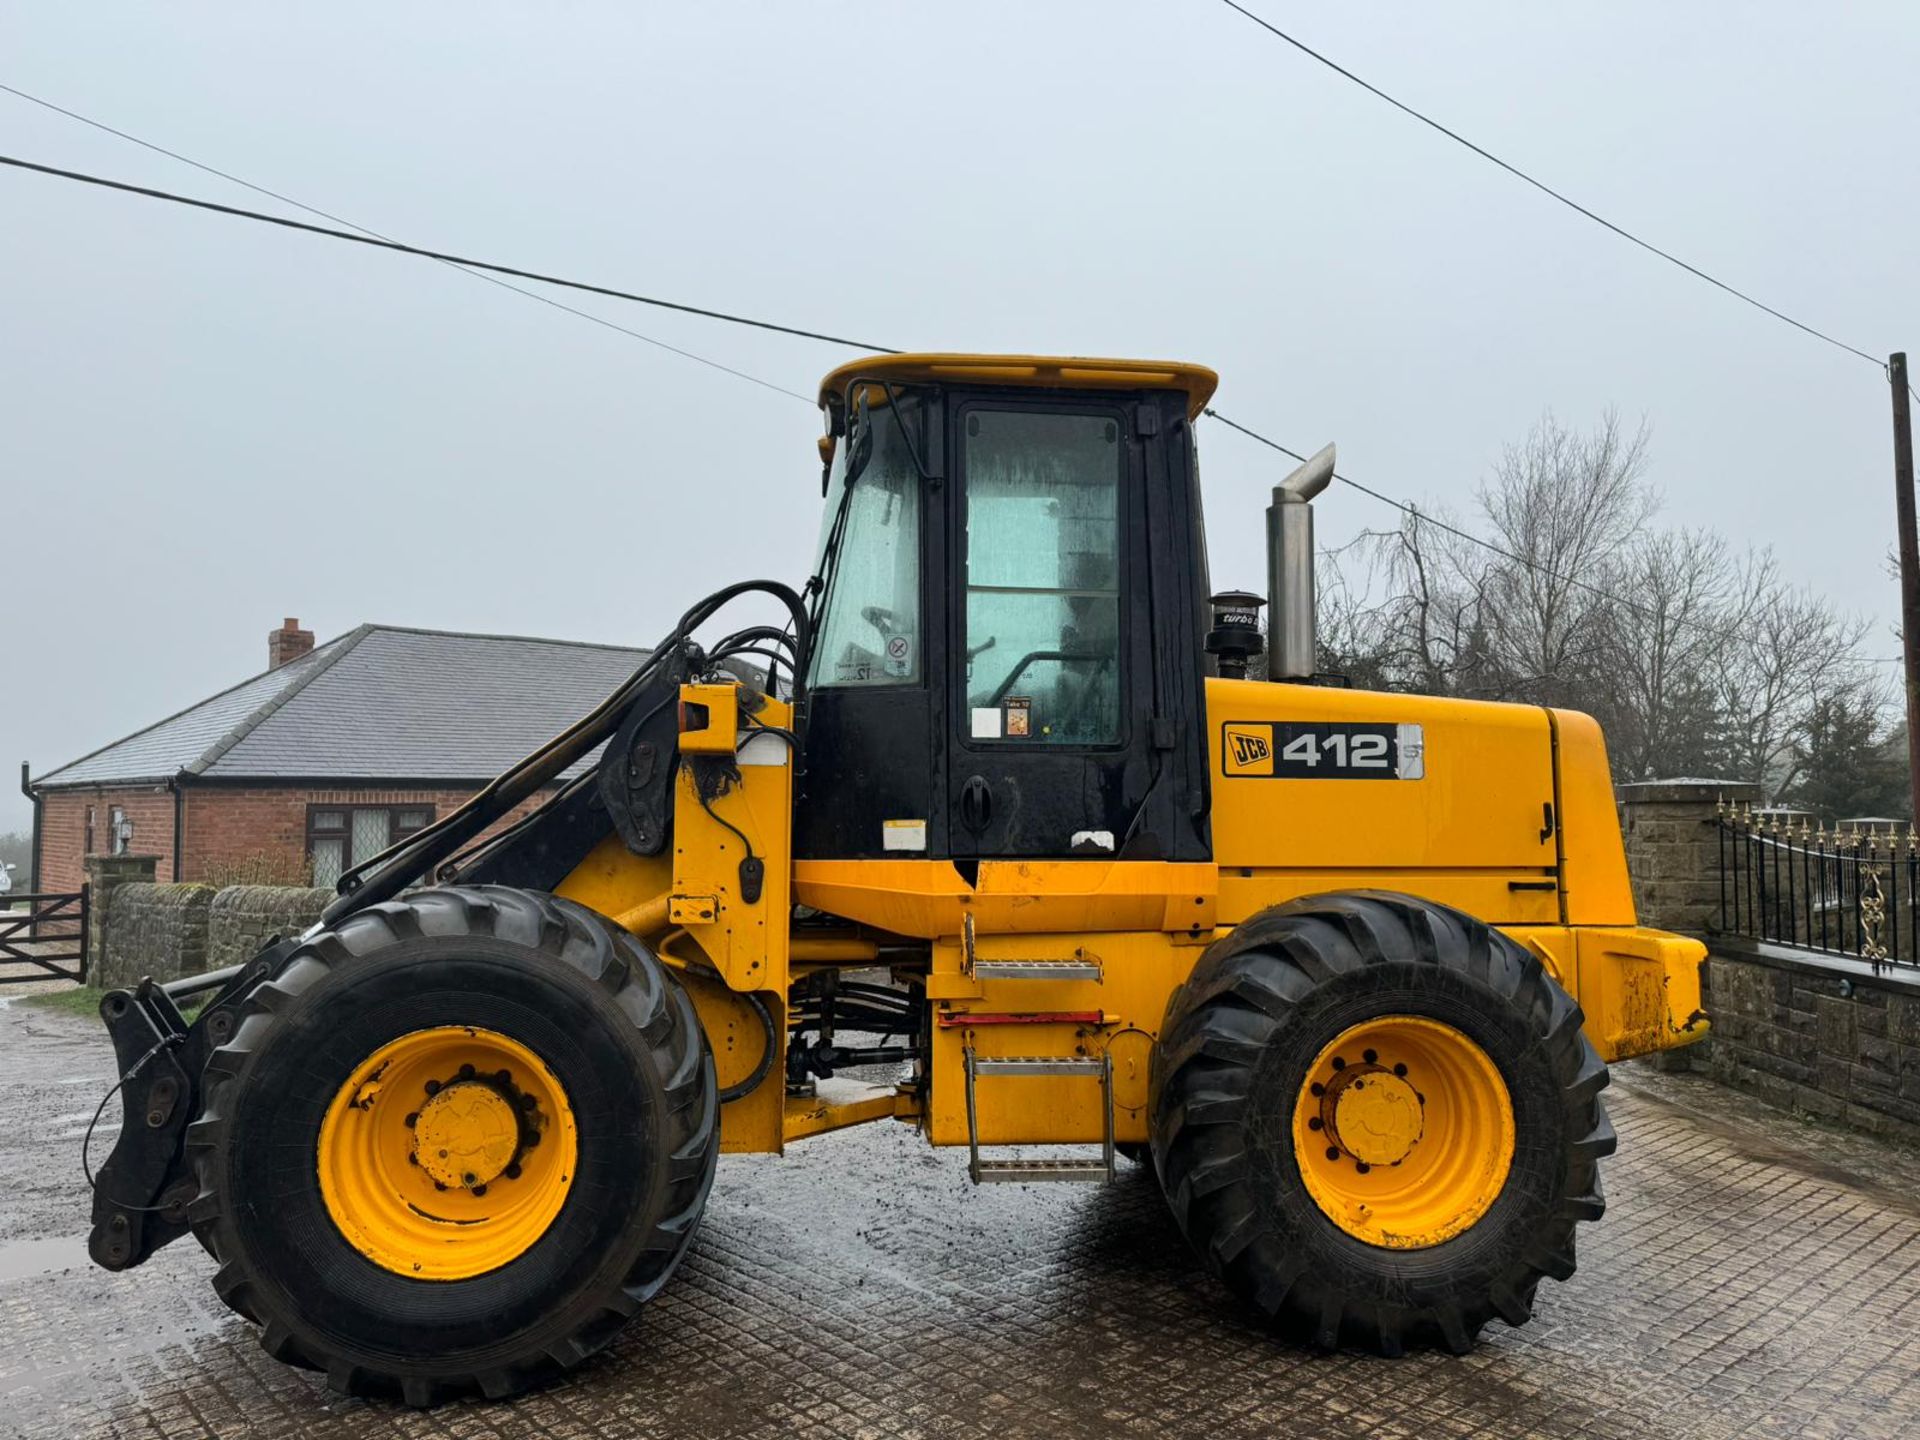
left=4, top=3, right=1915, bottom=835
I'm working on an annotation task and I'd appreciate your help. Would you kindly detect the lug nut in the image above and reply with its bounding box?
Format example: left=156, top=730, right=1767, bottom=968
left=1325, top=1146, right=1340, bottom=1161
left=458, top=1064, right=476, bottom=1081
left=519, top=1094, right=537, bottom=1111
left=1356, top=1161, right=1371, bottom=1174
left=504, top=1162, right=522, bottom=1179
left=495, top=1069, right=512, bottom=1086
left=433, top=1180, right=447, bottom=1191
left=424, top=1079, right=441, bottom=1096
left=1307, top=1116, right=1323, bottom=1131
left=1363, top=1049, right=1377, bottom=1064
left=1393, top=1063, right=1408, bottom=1077
left=524, top=1131, right=541, bottom=1148
left=1331, top=1056, right=1346, bottom=1071
left=1309, top=1082, right=1325, bottom=1098
left=404, top=1112, right=419, bottom=1127
left=471, top=1183, right=488, bottom=1197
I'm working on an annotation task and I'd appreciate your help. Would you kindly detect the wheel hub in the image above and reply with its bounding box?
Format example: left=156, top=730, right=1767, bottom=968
left=1323, top=1066, right=1423, bottom=1166
left=1292, top=1015, right=1515, bottom=1250
left=414, top=1080, right=521, bottom=1191
left=318, top=1026, right=577, bottom=1280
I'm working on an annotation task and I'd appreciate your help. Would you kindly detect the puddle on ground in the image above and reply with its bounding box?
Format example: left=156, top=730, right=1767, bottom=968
left=0, top=1235, right=91, bottom=1282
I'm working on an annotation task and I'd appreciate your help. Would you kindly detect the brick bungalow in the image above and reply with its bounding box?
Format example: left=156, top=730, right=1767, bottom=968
left=25, top=620, right=645, bottom=895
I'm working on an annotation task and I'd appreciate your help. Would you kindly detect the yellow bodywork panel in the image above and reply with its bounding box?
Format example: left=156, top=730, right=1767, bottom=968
left=1210, top=678, right=1565, bottom=924
left=1507, top=925, right=1708, bottom=1062
left=555, top=692, right=796, bottom=1156
left=1546, top=708, right=1639, bottom=926
left=929, top=929, right=1190, bottom=1146
left=784, top=1081, right=919, bottom=1142
left=817, top=352, right=1219, bottom=420
left=793, top=858, right=1217, bottom=940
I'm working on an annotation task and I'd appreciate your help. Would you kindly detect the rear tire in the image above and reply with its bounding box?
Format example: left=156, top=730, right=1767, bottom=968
left=1150, top=891, right=1612, bottom=1355
left=187, top=885, right=717, bottom=1405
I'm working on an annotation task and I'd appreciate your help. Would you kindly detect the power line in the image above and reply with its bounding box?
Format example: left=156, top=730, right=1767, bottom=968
left=0, top=83, right=816, bottom=403
left=1214, top=0, right=1885, bottom=370
left=1, top=144, right=1894, bottom=663
left=0, top=151, right=895, bottom=355
left=1203, top=406, right=1903, bottom=662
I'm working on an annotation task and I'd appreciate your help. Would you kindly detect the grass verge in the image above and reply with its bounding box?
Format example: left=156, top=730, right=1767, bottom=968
left=21, top=985, right=107, bottom=1019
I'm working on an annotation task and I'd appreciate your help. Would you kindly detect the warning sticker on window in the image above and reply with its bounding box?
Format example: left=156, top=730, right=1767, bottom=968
left=1221, top=722, right=1425, bottom=779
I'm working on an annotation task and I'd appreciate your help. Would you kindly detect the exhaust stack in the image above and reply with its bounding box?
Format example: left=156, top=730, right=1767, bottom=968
left=1266, top=443, right=1335, bottom=682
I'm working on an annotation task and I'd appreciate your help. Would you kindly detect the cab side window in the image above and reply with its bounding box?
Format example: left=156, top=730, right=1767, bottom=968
left=961, top=410, right=1122, bottom=745
left=810, top=398, right=925, bottom=688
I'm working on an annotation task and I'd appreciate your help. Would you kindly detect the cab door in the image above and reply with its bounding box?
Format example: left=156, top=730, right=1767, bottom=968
left=947, top=400, right=1155, bottom=859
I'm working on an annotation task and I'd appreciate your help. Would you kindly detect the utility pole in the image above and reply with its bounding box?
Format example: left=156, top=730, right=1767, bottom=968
left=1892, top=353, right=1920, bottom=826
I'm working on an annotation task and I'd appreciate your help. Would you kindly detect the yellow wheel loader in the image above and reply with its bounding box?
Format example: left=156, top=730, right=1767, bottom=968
left=83, top=355, right=1706, bottom=1404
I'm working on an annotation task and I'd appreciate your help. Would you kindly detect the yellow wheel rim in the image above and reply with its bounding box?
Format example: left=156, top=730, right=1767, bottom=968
left=1291, top=1016, right=1514, bottom=1250
left=317, top=1026, right=578, bottom=1280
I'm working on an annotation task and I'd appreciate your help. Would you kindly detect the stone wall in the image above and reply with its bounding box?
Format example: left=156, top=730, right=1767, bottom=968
left=88, top=877, right=331, bottom=988
left=1620, top=776, right=1920, bottom=1143
left=1702, top=944, right=1920, bottom=1145
left=207, top=885, right=332, bottom=972
left=96, top=883, right=212, bottom=990
left=1618, top=778, right=1761, bottom=935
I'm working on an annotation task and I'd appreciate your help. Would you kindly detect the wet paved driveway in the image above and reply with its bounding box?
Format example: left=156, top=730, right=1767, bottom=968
left=4, top=997, right=1919, bottom=1440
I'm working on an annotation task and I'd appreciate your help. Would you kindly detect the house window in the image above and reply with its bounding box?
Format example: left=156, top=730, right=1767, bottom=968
left=307, top=805, right=434, bottom=887
left=85, top=807, right=96, bottom=856
left=109, top=807, right=132, bottom=856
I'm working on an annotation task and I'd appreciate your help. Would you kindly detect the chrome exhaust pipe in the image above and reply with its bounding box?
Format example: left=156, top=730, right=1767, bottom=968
left=1266, top=443, right=1335, bottom=682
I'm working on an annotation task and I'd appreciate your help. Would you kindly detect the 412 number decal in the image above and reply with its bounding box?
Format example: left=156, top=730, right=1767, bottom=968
left=1220, top=722, right=1425, bottom=780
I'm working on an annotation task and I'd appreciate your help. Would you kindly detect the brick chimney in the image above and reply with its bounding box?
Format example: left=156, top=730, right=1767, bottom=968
left=268, top=617, right=315, bottom=669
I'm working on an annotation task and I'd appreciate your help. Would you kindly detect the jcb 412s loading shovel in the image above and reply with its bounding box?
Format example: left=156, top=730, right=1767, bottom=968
left=83, top=354, right=1705, bottom=1404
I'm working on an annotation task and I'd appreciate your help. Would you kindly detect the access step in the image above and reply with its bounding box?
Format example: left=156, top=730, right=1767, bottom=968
left=973, top=958, right=1103, bottom=983
left=971, top=1055, right=1105, bottom=1076
left=972, top=1159, right=1112, bottom=1183
left=963, top=1048, right=1115, bottom=1185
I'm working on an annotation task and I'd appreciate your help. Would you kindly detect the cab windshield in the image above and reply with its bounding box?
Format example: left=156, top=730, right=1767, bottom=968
left=806, top=391, right=929, bottom=688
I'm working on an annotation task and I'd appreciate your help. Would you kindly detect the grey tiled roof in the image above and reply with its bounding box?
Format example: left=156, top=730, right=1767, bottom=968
left=33, top=626, right=648, bottom=788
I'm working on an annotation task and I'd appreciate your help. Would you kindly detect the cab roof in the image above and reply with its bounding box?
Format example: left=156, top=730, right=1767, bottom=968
left=817, top=353, right=1219, bottom=422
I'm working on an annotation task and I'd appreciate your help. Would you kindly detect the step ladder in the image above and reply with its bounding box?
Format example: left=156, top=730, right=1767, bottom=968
left=962, top=912, right=1103, bottom=984
left=970, top=957, right=1103, bottom=981
left=962, top=1050, right=1116, bottom=1184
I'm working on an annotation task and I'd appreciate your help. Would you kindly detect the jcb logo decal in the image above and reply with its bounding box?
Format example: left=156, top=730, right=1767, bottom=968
left=1223, top=724, right=1273, bottom=775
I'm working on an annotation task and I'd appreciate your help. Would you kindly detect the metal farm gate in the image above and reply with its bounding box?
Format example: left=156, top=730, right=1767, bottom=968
left=0, top=887, right=89, bottom=985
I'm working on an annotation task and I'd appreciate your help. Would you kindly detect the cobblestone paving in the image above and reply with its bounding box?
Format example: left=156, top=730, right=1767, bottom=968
left=3, top=997, right=1919, bottom=1440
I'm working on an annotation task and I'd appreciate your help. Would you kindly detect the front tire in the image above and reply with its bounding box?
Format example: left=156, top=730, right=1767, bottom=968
left=1150, top=892, right=1612, bottom=1355
left=187, top=885, right=718, bottom=1405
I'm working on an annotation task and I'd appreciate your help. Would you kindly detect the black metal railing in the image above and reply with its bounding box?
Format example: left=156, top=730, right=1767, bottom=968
left=1718, top=809, right=1916, bottom=970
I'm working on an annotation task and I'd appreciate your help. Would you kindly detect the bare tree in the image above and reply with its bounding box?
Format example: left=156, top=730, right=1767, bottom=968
left=1710, top=550, right=1876, bottom=791
left=1592, top=528, right=1732, bottom=780
left=1310, top=409, right=1889, bottom=799
left=1475, top=410, right=1654, bottom=707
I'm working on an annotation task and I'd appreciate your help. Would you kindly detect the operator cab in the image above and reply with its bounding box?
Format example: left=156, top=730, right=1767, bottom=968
left=798, top=355, right=1219, bottom=866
